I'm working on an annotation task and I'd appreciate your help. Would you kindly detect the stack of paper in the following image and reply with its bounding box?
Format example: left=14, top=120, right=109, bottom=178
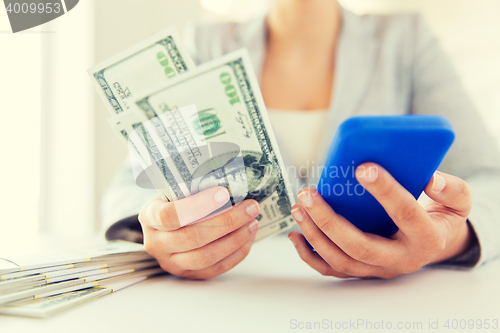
left=0, top=241, right=165, bottom=318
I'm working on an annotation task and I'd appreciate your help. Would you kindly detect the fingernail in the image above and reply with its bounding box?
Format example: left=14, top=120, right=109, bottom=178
left=246, top=201, right=260, bottom=216
left=288, top=236, right=298, bottom=247
left=298, top=191, right=313, bottom=208
left=357, top=166, right=378, bottom=183
left=214, top=188, right=230, bottom=203
left=291, top=207, right=304, bottom=222
left=249, top=220, right=259, bottom=233
left=432, top=173, right=446, bottom=192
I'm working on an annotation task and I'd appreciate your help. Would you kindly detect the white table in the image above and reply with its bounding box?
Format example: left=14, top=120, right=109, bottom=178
left=1, top=235, right=499, bottom=333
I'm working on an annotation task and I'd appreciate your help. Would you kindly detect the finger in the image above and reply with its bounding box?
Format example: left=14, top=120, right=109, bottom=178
left=288, top=232, right=352, bottom=278
left=290, top=205, right=386, bottom=278
left=138, top=186, right=230, bottom=231
left=296, top=189, right=402, bottom=266
left=155, top=199, right=260, bottom=253
left=141, top=222, right=161, bottom=258
left=424, top=172, right=473, bottom=217
left=183, top=235, right=256, bottom=280
left=356, top=163, right=432, bottom=236
left=170, top=220, right=259, bottom=270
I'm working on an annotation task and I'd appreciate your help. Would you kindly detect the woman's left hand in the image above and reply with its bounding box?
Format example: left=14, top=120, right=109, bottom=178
left=288, top=163, right=474, bottom=279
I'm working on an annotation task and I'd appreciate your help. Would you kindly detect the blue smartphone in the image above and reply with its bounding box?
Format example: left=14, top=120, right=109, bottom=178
left=317, top=115, right=455, bottom=238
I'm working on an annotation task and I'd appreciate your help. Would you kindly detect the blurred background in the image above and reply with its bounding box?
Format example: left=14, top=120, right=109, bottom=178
left=0, top=0, right=499, bottom=240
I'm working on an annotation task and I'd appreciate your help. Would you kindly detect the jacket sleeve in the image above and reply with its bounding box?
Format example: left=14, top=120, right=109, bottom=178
left=101, top=157, right=157, bottom=243
left=410, top=15, right=500, bottom=268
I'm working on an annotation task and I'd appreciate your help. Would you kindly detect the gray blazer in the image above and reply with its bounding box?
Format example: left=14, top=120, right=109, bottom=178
left=102, top=7, right=500, bottom=268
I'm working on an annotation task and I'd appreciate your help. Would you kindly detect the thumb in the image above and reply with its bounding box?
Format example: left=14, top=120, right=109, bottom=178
left=424, top=171, right=473, bottom=217
left=139, top=186, right=230, bottom=231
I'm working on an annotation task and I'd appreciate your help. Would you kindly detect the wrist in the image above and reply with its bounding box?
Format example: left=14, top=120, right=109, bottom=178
left=435, top=219, right=474, bottom=263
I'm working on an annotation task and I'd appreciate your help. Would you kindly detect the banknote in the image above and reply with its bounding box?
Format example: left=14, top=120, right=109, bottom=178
left=0, top=278, right=86, bottom=306
left=0, top=287, right=111, bottom=318
left=0, top=240, right=163, bottom=317
left=42, top=264, right=107, bottom=281
left=0, top=275, right=46, bottom=292
left=87, top=26, right=195, bottom=200
left=88, top=26, right=195, bottom=116
left=109, top=114, right=185, bottom=201
left=0, top=254, right=86, bottom=276
left=0, top=240, right=152, bottom=276
left=0, top=265, right=163, bottom=307
left=0, top=280, right=47, bottom=295
left=86, top=26, right=296, bottom=239
left=32, top=267, right=164, bottom=301
left=0, top=268, right=165, bottom=318
left=45, top=260, right=159, bottom=284
left=0, top=260, right=158, bottom=295
left=1, top=264, right=79, bottom=281
left=0, top=259, right=152, bottom=281
left=128, top=49, right=296, bottom=240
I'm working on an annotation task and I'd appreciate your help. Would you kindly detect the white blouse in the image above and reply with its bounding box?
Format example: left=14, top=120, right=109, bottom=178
left=267, top=109, right=329, bottom=178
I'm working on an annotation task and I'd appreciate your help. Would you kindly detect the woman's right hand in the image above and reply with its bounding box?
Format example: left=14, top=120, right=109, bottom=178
left=138, top=186, right=260, bottom=280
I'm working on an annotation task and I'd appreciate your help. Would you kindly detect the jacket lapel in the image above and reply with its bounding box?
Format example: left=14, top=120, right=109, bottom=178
left=312, top=8, right=379, bottom=185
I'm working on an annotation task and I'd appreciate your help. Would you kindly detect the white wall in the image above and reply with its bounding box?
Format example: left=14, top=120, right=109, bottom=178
left=0, top=0, right=95, bottom=241
left=0, top=11, right=42, bottom=239
left=39, top=1, right=95, bottom=234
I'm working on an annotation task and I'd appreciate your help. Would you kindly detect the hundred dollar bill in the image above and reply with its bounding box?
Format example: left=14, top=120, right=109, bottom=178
left=132, top=49, right=296, bottom=240
left=0, top=240, right=152, bottom=276
left=0, top=287, right=112, bottom=318
left=0, top=261, right=158, bottom=296
left=87, top=26, right=195, bottom=200
left=0, top=280, right=47, bottom=295
left=108, top=113, right=187, bottom=201
left=0, top=268, right=165, bottom=318
left=0, top=275, right=46, bottom=294
left=88, top=26, right=195, bottom=115
left=0, top=278, right=86, bottom=306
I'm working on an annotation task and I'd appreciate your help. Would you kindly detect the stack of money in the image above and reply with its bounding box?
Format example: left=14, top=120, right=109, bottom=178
left=88, top=27, right=296, bottom=242
left=0, top=241, right=164, bottom=318
left=2, top=25, right=297, bottom=318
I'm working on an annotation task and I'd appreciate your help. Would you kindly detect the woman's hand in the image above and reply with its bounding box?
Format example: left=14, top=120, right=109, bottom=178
left=139, top=186, right=260, bottom=280
left=288, top=163, right=474, bottom=279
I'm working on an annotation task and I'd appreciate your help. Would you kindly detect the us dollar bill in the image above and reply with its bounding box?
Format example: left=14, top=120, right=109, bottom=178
left=87, top=26, right=195, bottom=200
left=0, top=240, right=152, bottom=276
left=0, top=268, right=165, bottom=318
left=88, top=26, right=195, bottom=115
left=130, top=49, right=296, bottom=240
left=0, top=287, right=112, bottom=318
left=108, top=113, right=187, bottom=201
